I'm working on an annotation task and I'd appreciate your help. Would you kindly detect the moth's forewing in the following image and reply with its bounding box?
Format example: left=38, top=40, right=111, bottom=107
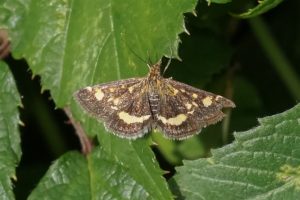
left=154, top=79, right=235, bottom=140
left=74, top=78, right=153, bottom=139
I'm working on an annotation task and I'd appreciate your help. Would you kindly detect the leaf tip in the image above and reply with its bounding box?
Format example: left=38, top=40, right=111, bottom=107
left=206, top=0, right=211, bottom=6
left=11, top=174, right=17, bottom=181
left=163, top=170, right=171, bottom=175
left=18, top=120, right=25, bottom=127
left=192, top=10, right=197, bottom=17
left=183, top=25, right=190, bottom=35
left=150, top=141, right=159, bottom=147
left=18, top=101, right=24, bottom=108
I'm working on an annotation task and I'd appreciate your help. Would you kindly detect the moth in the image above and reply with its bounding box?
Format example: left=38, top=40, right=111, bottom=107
left=74, top=61, right=235, bottom=140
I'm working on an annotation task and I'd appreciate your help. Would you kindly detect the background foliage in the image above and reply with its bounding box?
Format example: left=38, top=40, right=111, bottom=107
left=1, top=0, right=300, bottom=199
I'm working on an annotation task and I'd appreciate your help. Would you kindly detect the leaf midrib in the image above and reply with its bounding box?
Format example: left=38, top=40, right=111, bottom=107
left=131, top=141, right=171, bottom=200
left=57, top=0, right=75, bottom=103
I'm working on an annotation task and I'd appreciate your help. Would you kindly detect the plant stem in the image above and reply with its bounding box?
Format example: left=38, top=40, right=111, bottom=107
left=64, top=108, right=93, bottom=155
left=248, top=17, right=300, bottom=100
left=222, top=65, right=236, bottom=145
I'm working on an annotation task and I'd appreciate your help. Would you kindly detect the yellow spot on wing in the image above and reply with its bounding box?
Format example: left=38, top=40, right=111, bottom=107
left=185, top=103, right=192, bottom=110
left=108, top=97, right=113, bottom=102
left=85, top=86, right=92, bottom=91
left=109, top=88, right=115, bottom=92
left=187, top=110, right=194, bottom=114
left=192, top=102, right=198, bottom=107
left=192, top=93, right=198, bottom=99
left=128, top=86, right=134, bottom=93
left=113, top=98, right=120, bottom=105
left=95, top=88, right=104, bottom=101
left=111, top=106, right=118, bottom=110
left=158, top=114, right=187, bottom=126
left=173, top=89, right=179, bottom=95
left=216, top=95, right=222, bottom=101
left=118, top=111, right=151, bottom=124
left=202, top=96, right=213, bottom=107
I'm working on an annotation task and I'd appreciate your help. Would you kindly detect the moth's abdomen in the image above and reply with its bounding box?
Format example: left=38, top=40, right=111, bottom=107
left=149, top=93, right=160, bottom=115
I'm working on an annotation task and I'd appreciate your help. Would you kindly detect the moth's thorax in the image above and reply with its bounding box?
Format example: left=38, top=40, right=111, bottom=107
left=147, top=63, right=162, bottom=115
left=147, top=63, right=162, bottom=89
left=147, top=63, right=162, bottom=80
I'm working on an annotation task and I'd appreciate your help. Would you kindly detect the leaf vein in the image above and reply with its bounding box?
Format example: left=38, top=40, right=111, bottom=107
left=57, top=0, right=74, bottom=101
left=108, top=2, right=121, bottom=79
left=191, top=173, right=263, bottom=190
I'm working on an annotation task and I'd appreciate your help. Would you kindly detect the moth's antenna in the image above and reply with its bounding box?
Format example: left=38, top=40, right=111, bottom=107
left=163, top=47, right=173, bottom=75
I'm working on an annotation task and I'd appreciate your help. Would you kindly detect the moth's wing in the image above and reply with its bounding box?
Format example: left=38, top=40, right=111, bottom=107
left=74, top=78, right=153, bottom=139
left=74, top=78, right=141, bottom=119
left=155, top=79, right=235, bottom=140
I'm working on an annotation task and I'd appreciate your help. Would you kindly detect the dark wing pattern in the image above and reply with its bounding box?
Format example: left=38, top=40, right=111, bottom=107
left=74, top=78, right=152, bottom=139
left=155, top=79, right=235, bottom=140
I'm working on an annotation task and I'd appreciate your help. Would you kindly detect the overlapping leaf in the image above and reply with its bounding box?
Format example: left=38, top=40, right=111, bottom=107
left=0, top=1, right=198, bottom=199
left=234, top=0, right=285, bottom=18
left=0, top=0, right=198, bottom=106
left=0, top=62, right=22, bottom=200
left=172, top=104, right=300, bottom=199
left=28, top=148, right=149, bottom=200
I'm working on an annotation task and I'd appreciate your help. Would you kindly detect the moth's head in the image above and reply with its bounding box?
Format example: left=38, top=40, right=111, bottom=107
left=147, top=61, right=162, bottom=79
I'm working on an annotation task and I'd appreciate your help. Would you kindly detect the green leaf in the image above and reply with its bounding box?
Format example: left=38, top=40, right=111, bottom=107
left=0, top=0, right=197, bottom=106
left=177, top=137, right=205, bottom=160
left=172, top=103, right=300, bottom=199
left=0, top=61, right=22, bottom=200
left=98, top=134, right=172, bottom=200
left=28, top=148, right=149, bottom=200
left=1, top=1, right=198, bottom=199
left=234, top=0, right=284, bottom=18
left=151, top=131, right=181, bottom=165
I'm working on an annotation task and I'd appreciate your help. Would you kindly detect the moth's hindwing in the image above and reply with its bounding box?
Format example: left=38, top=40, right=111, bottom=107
left=155, top=79, right=235, bottom=140
left=74, top=78, right=152, bottom=139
